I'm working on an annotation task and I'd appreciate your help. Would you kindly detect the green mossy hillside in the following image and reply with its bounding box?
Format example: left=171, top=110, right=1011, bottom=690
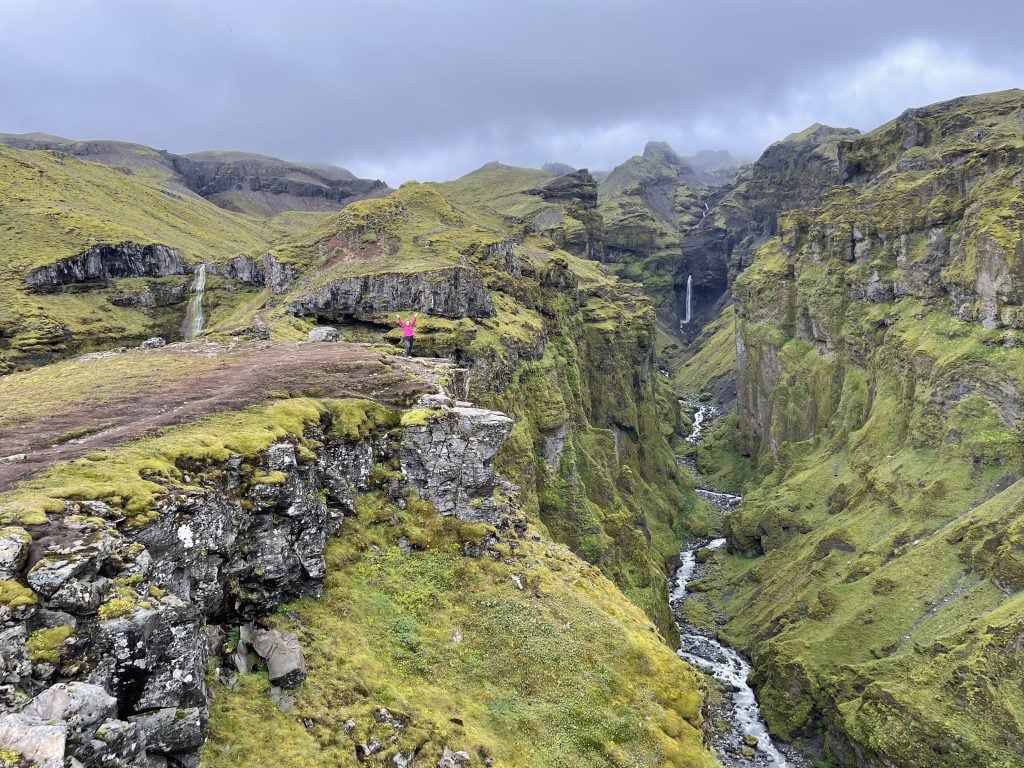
left=0, top=144, right=322, bottom=371
left=693, top=90, right=1024, bottom=768
left=203, top=494, right=717, bottom=768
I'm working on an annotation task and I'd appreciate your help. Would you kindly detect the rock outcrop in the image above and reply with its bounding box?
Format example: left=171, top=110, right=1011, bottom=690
left=109, top=279, right=188, bottom=309
left=528, top=169, right=604, bottom=261
left=400, top=394, right=515, bottom=524
left=26, top=243, right=188, bottom=292
left=287, top=265, right=496, bottom=321
left=213, top=253, right=296, bottom=295
left=0, top=397, right=513, bottom=767
left=173, top=151, right=390, bottom=216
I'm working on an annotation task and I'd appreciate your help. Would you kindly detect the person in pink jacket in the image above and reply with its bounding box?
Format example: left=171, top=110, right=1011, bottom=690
left=396, top=313, right=418, bottom=356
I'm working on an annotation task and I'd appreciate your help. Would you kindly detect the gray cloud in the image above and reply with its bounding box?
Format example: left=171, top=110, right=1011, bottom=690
left=2, top=0, right=1023, bottom=184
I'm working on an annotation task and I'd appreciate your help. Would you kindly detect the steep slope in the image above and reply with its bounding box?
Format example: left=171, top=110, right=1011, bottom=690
left=0, top=133, right=389, bottom=216
left=689, top=89, right=1024, bottom=767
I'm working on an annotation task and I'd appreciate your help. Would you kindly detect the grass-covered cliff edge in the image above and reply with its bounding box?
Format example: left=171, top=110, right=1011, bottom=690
left=677, top=89, right=1024, bottom=767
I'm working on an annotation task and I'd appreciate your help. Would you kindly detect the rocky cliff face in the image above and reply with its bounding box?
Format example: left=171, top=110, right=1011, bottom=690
left=287, top=266, right=496, bottom=322
left=696, top=89, right=1024, bottom=767
left=527, top=169, right=604, bottom=261
left=25, top=244, right=188, bottom=292
left=212, top=253, right=296, bottom=295
left=0, top=396, right=514, bottom=768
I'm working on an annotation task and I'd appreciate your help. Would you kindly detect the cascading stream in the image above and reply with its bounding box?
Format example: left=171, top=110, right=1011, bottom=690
left=181, top=263, right=207, bottom=341
left=673, top=402, right=808, bottom=767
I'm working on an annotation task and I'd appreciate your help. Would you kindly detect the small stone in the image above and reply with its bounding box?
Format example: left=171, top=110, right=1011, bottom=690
left=451, top=630, right=463, bottom=644
left=128, top=707, right=203, bottom=753
left=250, top=629, right=306, bottom=688
left=0, top=527, right=31, bottom=579
left=24, top=682, right=117, bottom=732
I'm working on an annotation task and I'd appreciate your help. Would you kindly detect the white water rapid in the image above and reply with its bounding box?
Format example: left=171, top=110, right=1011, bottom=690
left=181, top=264, right=207, bottom=341
left=672, top=401, right=808, bottom=767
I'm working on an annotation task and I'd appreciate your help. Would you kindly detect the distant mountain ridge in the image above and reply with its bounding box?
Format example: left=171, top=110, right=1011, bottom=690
left=0, top=132, right=390, bottom=217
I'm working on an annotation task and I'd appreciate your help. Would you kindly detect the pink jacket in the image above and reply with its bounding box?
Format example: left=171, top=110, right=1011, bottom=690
left=397, top=316, right=417, bottom=338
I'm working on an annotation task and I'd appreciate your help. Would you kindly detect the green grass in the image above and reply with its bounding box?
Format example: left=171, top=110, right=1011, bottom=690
left=0, top=144, right=325, bottom=371
left=0, top=397, right=390, bottom=526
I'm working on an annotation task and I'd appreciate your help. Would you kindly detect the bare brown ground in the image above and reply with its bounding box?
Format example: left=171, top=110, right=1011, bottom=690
left=0, top=341, right=444, bottom=492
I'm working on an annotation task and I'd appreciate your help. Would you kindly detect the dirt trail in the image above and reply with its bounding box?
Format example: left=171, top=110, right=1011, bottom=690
left=0, top=341, right=445, bottom=492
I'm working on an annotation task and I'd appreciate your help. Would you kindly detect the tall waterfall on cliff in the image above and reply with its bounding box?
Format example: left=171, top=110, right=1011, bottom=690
left=182, top=263, right=207, bottom=341
left=681, top=274, right=692, bottom=325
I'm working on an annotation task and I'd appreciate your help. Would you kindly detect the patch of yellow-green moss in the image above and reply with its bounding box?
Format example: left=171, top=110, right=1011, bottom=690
left=399, top=408, right=442, bottom=428
left=26, top=625, right=73, bottom=664
left=0, top=580, right=37, bottom=609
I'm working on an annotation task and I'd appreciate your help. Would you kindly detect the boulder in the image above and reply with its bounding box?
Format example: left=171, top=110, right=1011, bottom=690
left=140, top=337, right=167, bottom=349
left=308, top=326, right=339, bottom=342
left=23, top=682, right=117, bottom=732
left=438, top=746, right=472, bottom=767
left=129, top=707, right=204, bottom=754
left=250, top=629, right=306, bottom=688
left=0, top=713, right=67, bottom=768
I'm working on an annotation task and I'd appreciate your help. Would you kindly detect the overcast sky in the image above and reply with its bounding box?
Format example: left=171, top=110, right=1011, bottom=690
left=2, top=0, right=1022, bottom=185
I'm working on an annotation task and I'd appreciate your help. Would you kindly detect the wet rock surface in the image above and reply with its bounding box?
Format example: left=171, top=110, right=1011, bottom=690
left=0, top=394, right=514, bottom=766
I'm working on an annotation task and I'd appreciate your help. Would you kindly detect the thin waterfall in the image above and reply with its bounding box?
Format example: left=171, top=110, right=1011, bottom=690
left=181, top=263, right=207, bottom=341
left=680, top=274, right=692, bottom=325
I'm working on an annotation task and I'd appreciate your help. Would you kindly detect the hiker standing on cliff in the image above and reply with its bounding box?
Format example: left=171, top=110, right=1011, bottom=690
left=396, top=314, right=417, bottom=357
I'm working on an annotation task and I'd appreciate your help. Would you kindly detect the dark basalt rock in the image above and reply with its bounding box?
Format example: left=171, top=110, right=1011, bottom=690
left=26, top=243, right=188, bottom=292
left=109, top=279, right=188, bottom=308
left=287, top=265, right=496, bottom=321
left=213, top=253, right=296, bottom=295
